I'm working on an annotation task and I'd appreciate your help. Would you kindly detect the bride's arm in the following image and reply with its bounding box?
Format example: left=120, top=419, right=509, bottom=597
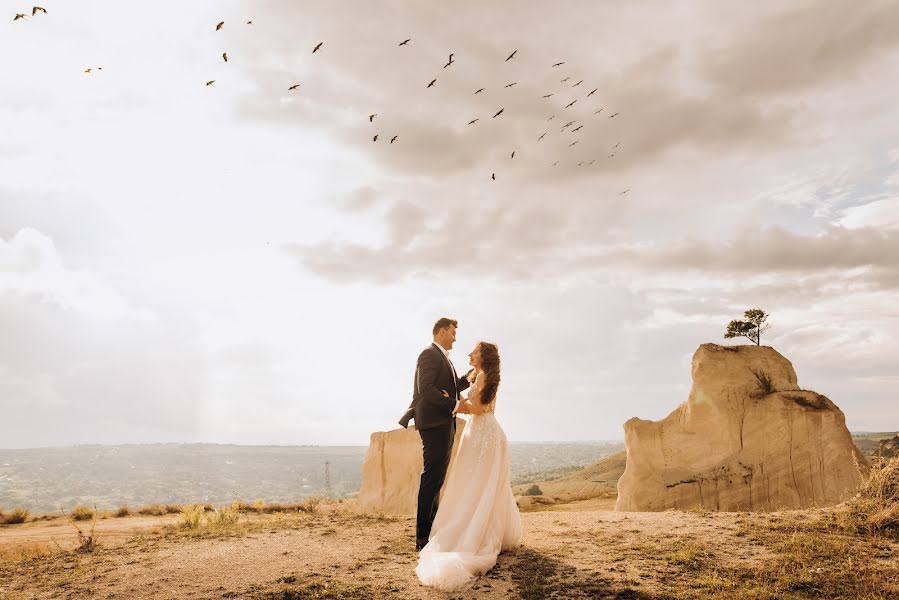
left=462, top=373, right=485, bottom=415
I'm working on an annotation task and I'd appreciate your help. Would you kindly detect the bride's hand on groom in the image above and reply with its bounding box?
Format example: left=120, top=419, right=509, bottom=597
left=441, top=389, right=470, bottom=414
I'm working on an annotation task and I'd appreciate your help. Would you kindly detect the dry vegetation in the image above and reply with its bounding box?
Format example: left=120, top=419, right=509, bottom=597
left=1, top=464, right=897, bottom=598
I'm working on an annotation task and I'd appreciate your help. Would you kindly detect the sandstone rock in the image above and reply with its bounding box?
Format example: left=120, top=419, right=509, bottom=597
left=616, top=344, right=869, bottom=512
left=877, top=434, right=899, bottom=459
left=357, top=418, right=466, bottom=515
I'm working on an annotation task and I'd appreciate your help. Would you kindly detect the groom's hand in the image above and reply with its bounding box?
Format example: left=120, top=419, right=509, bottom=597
left=440, top=390, right=450, bottom=398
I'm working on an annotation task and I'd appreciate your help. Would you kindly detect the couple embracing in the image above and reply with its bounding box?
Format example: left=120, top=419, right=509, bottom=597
left=399, top=317, right=522, bottom=591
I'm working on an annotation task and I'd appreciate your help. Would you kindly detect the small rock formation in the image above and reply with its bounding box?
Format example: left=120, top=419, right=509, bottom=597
left=877, top=434, right=899, bottom=459
left=616, top=344, right=869, bottom=512
left=357, top=418, right=466, bottom=515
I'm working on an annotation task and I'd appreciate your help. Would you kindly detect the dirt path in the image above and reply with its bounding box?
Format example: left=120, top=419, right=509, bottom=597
left=0, top=506, right=790, bottom=600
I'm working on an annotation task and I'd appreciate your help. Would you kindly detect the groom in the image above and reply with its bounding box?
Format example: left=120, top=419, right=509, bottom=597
left=399, top=317, right=472, bottom=551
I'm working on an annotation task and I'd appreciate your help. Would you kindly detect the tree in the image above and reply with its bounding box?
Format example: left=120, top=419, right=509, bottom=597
left=724, top=308, right=771, bottom=346
left=524, top=484, right=543, bottom=496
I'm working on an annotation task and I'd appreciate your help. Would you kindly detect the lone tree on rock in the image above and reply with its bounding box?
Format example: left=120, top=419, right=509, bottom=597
left=724, top=308, right=770, bottom=346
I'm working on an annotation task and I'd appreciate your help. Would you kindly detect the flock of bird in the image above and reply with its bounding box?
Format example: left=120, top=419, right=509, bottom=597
left=12, top=9, right=631, bottom=192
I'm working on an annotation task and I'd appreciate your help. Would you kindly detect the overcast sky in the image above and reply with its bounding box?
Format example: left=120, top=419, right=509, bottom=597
left=2, top=0, right=898, bottom=449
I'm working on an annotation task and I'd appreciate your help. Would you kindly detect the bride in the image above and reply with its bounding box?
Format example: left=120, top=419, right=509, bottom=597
left=415, top=341, right=522, bottom=591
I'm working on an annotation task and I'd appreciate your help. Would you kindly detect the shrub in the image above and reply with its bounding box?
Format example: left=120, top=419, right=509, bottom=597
left=524, top=484, right=543, bottom=496
left=298, top=496, right=322, bottom=514
left=136, top=504, right=168, bottom=516
left=750, top=368, right=775, bottom=395
left=207, top=503, right=240, bottom=527
left=3, top=507, right=29, bottom=524
left=114, top=506, right=131, bottom=517
left=71, top=506, right=95, bottom=521
left=180, top=504, right=204, bottom=530
left=837, top=457, right=899, bottom=536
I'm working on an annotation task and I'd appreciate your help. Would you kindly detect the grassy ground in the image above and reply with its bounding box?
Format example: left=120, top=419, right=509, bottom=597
left=1, top=499, right=897, bottom=599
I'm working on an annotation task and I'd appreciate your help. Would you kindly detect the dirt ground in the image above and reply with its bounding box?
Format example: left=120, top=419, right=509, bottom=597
left=1, top=503, right=897, bottom=599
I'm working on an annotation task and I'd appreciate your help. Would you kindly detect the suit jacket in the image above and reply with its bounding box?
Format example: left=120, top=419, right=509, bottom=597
left=399, top=343, right=472, bottom=431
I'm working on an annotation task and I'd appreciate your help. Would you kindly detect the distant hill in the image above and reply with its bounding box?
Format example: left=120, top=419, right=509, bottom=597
left=852, top=432, right=899, bottom=456
left=513, top=451, right=626, bottom=506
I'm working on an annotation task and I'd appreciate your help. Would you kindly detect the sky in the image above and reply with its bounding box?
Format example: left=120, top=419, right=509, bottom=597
left=1, top=0, right=898, bottom=449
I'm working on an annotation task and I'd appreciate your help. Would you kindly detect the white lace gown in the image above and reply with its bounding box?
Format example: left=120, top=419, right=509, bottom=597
left=415, top=389, right=522, bottom=591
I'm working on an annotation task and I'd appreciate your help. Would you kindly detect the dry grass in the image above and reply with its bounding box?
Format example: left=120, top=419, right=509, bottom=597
left=833, top=457, right=899, bottom=537
left=135, top=503, right=183, bottom=516
left=70, top=505, right=96, bottom=521
left=0, top=507, right=29, bottom=524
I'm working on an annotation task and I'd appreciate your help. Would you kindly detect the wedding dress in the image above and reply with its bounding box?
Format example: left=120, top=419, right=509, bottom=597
left=415, top=383, right=522, bottom=591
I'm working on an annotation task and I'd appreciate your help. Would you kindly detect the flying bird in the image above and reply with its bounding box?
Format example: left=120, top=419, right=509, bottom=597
left=246, top=20, right=253, bottom=25
left=506, top=50, right=517, bottom=61
left=427, top=78, right=437, bottom=88
left=561, top=120, right=575, bottom=129
left=571, top=125, right=583, bottom=132
left=568, top=140, right=579, bottom=147
left=14, top=13, right=27, bottom=20
left=372, top=134, right=378, bottom=142
left=32, top=6, right=47, bottom=15
left=594, top=108, right=603, bottom=115
left=288, top=84, right=300, bottom=90
left=552, top=62, right=564, bottom=67
left=504, top=82, right=517, bottom=88
left=542, top=93, right=554, bottom=98
left=491, top=173, right=496, bottom=180
left=560, top=76, right=571, bottom=83
left=399, top=38, right=411, bottom=46
left=84, top=68, right=93, bottom=73
left=443, top=53, right=454, bottom=68
left=613, top=141, right=621, bottom=149
left=312, top=42, right=323, bottom=53
left=222, top=52, right=228, bottom=62
left=588, top=159, right=596, bottom=166
left=553, top=161, right=559, bottom=166
left=565, top=100, right=577, bottom=108
left=547, top=114, right=555, bottom=121
left=206, top=80, right=215, bottom=86
left=511, top=151, right=515, bottom=159
left=587, top=88, right=598, bottom=97
left=619, top=189, right=630, bottom=195
left=608, top=112, right=620, bottom=118
left=608, top=153, right=616, bottom=158
left=467, top=118, right=478, bottom=125
left=572, top=80, right=583, bottom=87
left=390, top=135, right=397, bottom=143
left=538, top=132, right=547, bottom=141
left=215, top=21, right=224, bottom=30
left=368, top=114, right=377, bottom=122
left=492, top=108, right=504, bottom=118
left=577, top=162, right=584, bottom=167
left=474, top=88, right=485, bottom=94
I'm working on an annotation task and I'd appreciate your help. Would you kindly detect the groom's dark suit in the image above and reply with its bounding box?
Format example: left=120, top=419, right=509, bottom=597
left=399, top=343, right=471, bottom=548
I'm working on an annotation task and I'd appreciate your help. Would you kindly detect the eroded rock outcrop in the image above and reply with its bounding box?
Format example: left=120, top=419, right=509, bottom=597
left=357, top=418, right=465, bottom=515
left=616, top=344, right=869, bottom=512
left=877, top=434, right=899, bottom=459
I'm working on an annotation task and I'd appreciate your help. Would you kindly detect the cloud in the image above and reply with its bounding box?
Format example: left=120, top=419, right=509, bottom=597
left=232, top=1, right=846, bottom=180
left=702, top=0, right=899, bottom=96
left=0, top=228, right=206, bottom=448
left=593, top=225, right=899, bottom=274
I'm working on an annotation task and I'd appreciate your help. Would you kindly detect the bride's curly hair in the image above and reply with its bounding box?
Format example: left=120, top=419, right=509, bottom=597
left=468, top=342, right=500, bottom=406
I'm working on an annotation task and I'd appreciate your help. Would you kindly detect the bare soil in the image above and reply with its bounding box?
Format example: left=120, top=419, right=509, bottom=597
left=1, top=502, right=897, bottom=599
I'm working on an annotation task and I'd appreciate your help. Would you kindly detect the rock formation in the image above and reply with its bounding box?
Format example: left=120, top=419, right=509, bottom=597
left=616, top=344, right=869, bottom=512
left=357, top=418, right=466, bottom=515
left=877, top=434, right=899, bottom=459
